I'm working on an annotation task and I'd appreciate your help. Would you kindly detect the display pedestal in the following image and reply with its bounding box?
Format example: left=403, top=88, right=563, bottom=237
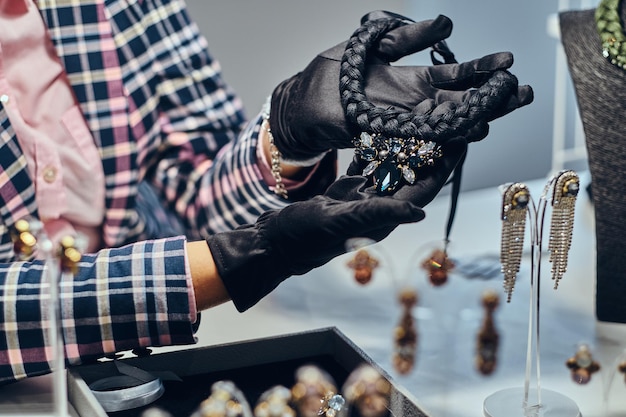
left=484, top=175, right=581, bottom=417
left=483, top=388, right=580, bottom=417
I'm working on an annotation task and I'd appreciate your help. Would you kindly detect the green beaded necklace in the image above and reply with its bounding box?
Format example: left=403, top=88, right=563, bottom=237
left=596, top=0, right=626, bottom=69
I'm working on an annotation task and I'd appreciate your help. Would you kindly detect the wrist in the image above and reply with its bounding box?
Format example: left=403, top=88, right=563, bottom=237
left=186, top=240, right=230, bottom=311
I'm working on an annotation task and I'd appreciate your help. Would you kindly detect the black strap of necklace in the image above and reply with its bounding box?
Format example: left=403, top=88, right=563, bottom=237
left=433, top=40, right=462, bottom=252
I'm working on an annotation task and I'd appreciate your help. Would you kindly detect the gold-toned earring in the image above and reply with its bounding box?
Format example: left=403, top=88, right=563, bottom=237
left=565, top=344, right=600, bottom=384
left=420, top=248, right=455, bottom=287
left=342, top=365, right=391, bottom=417
left=392, top=288, right=418, bottom=375
left=192, top=381, right=252, bottom=417
left=254, top=386, right=295, bottom=417
left=549, top=170, right=580, bottom=289
left=291, top=365, right=340, bottom=417
left=10, top=218, right=40, bottom=260
left=500, top=183, right=530, bottom=302
left=475, top=289, right=500, bottom=376
left=346, top=248, right=379, bottom=285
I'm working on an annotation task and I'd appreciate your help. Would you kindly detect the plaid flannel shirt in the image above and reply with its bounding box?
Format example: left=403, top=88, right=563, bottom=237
left=0, top=0, right=336, bottom=385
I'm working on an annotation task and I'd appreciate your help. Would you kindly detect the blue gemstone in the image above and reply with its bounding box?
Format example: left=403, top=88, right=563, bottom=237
left=374, top=158, right=401, bottom=194
left=390, top=140, right=402, bottom=154
left=361, top=148, right=377, bottom=161
left=408, top=154, right=423, bottom=168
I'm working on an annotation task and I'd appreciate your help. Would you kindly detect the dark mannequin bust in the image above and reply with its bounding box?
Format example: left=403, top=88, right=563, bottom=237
left=560, top=3, right=626, bottom=323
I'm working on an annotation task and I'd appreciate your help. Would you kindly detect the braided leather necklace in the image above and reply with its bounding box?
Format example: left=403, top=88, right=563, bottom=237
left=339, top=17, right=516, bottom=196
left=596, top=0, right=626, bottom=69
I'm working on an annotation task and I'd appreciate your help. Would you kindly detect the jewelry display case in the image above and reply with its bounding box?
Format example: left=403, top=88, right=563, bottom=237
left=67, top=327, right=429, bottom=417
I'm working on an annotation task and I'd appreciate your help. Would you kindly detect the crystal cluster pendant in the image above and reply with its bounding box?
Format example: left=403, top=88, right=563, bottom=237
left=354, top=132, right=443, bottom=195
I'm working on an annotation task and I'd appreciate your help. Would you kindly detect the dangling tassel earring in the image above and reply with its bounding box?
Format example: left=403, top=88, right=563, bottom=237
left=476, top=289, right=500, bottom=376
left=500, top=183, right=530, bottom=302
left=392, top=288, right=418, bottom=375
left=549, top=170, right=580, bottom=289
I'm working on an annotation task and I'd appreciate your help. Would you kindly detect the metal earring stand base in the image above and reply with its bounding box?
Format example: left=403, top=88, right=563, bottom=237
left=483, top=173, right=581, bottom=417
left=483, top=388, right=580, bottom=417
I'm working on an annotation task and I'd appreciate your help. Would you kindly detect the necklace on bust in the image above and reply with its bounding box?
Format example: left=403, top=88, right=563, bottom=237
left=596, top=0, right=626, bottom=69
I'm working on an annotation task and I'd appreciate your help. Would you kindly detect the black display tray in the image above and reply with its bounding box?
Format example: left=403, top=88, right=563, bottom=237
left=67, top=327, right=428, bottom=417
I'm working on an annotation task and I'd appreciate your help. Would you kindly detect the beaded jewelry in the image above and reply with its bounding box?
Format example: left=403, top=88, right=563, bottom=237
left=261, top=97, right=288, bottom=200
left=596, top=0, right=626, bottom=69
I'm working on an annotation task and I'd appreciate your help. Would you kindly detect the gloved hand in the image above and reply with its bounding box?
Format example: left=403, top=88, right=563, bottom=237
left=205, top=137, right=467, bottom=311
left=269, top=10, right=533, bottom=162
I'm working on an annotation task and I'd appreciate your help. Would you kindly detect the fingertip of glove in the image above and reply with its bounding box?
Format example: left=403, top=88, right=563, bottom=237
left=408, top=203, right=426, bottom=222
left=519, top=85, right=535, bottom=106
left=433, top=15, right=453, bottom=37
left=382, top=199, right=425, bottom=223
left=413, top=202, right=426, bottom=215
left=482, top=52, right=514, bottom=71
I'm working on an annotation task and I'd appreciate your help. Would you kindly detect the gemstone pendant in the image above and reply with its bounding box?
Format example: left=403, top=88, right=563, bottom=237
left=354, top=131, right=442, bottom=195
left=374, top=157, right=401, bottom=195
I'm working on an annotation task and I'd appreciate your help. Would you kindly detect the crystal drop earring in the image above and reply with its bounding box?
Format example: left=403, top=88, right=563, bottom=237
left=548, top=170, right=580, bottom=289
left=500, top=183, right=530, bottom=302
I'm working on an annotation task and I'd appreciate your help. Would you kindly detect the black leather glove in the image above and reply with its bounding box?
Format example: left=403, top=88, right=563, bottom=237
left=206, top=137, right=467, bottom=312
left=269, top=11, right=533, bottom=162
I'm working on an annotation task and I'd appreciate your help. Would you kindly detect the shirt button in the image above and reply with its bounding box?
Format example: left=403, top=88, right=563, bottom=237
left=0, top=94, right=9, bottom=104
left=42, top=166, right=57, bottom=183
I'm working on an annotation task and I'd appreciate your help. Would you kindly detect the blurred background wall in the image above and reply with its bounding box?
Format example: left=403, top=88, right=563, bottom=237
left=186, top=0, right=595, bottom=191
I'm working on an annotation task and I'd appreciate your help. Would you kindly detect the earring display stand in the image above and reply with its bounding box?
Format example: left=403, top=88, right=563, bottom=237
left=3, top=220, right=70, bottom=417
left=483, top=173, right=581, bottom=417
left=44, top=234, right=68, bottom=417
